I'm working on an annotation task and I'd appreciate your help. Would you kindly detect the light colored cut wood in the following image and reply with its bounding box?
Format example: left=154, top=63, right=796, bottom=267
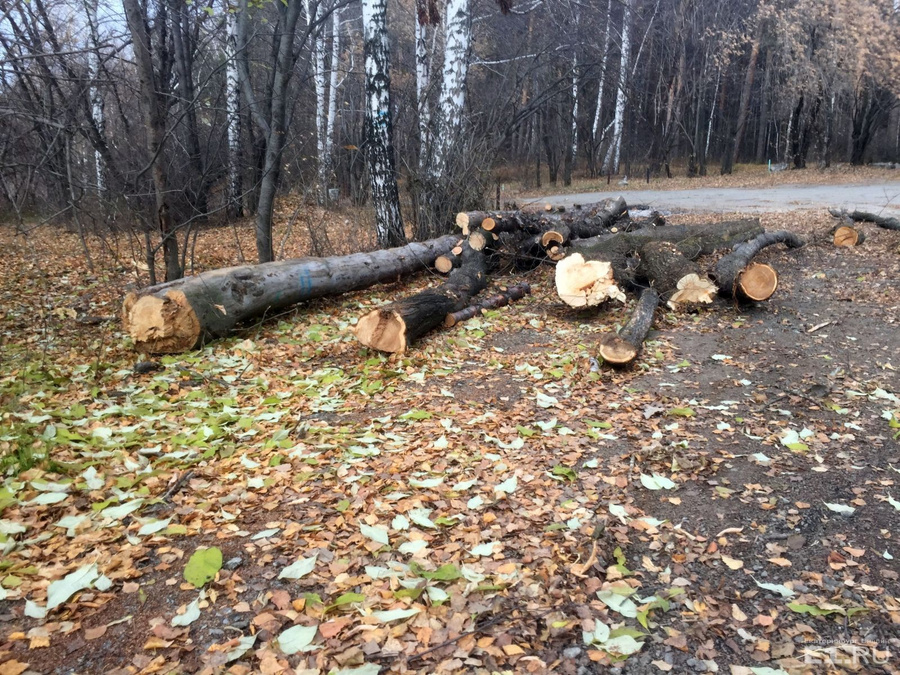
left=667, top=273, right=717, bottom=309
left=354, top=309, right=407, bottom=353
left=833, top=225, right=860, bottom=247
left=737, top=262, right=777, bottom=301
left=555, top=253, right=626, bottom=308
left=122, top=290, right=201, bottom=354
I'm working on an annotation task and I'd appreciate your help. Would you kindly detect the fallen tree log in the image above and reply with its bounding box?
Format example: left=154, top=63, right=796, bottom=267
left=833, top=225, right=865, bottom=247
left=435, top=242, right=464, bottom=273
left=640, top=241, right=717, bottom=309
left=556, top=219, right=762, bottom=307
left=444, top=282, right=531, bottom=327
left=540, top=196, right=628, bottom=250
left=598, top=288, right=660, bottom=367
left=829, top=208, right=900, bottom=231
left=456, top=210, right=547, bottom=236
left=355, top=242, right=487, bottom=353
left=122, top=235, right=458, bottom=354
left=711, top=230, right=804, bottom=301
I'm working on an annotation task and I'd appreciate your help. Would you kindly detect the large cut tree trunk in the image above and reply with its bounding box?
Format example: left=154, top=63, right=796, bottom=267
left=123, top=236, right=457, bottom=354
left=355, top=241, right=487, bottom=352
left=598, top=287, right=659, bottom=366
left=711, top=230, right=804, bottom=301
left=556, top=219, right=763, bottom=308
left=639, top=241, right=717, bottom=309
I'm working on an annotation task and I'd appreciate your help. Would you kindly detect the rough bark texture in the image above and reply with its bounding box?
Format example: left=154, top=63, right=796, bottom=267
left=598, top=287, right=659, bottom=366
left=123, top=236, right=457, bottom=354
left=540, top=196, right=628, bottom=249
left=362, top=0, right=406, bottom=247
left=711, top=230, right=804, bottom=301
left=456, top=210, right=547, bottom=236
left=830, top=208, right=900, bottom=231
left=355, top=242, right=487, bottom=352
left=444, top=282, right=531, bottom=326
left=640, top=241, right=717, bottom=309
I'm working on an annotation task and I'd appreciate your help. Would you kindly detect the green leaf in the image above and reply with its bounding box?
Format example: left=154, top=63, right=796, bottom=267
left=551, top=465, right=577, bottom=482
left=171, top=597, right=202, bottom=626
left=639, top=473, right=676, bottom=490
left=372, top=607, right=420, bottom=623
left=666, top=407, right=695, bottom=417
left=47, top=563, right=99, bottom=610
left=411, top=562, right=461, bottom=582
left=336, top=499, right=350, bottom=512
left=279, top=555, right=317, bottom=580
left=787, top=602, right=844, bottom=617
left=516, top=425, right=536, bottom=437
left=183, top=547, right=223, bottom=588
left=326, top=592, right=365, bottom=612
left=276, top=624, right=320, bottom=654
left=360, top=523, right=390, bottom=546
left=401, top=409, right=432, bottom=420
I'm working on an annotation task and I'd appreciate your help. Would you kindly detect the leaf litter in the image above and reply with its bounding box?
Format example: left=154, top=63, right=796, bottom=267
left=0, top=210, right=899, bottom=673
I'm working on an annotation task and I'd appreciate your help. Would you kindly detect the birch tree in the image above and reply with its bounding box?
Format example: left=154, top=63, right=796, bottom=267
left=603, top=0, right=632, bottom=174
left=361, top=0, right=406, bottom=247
left=225, top=7, right=242, bottom=217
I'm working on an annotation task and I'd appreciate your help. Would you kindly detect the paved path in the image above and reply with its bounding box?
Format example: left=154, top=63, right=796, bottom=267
left=538, top=182, right=900, bottom=214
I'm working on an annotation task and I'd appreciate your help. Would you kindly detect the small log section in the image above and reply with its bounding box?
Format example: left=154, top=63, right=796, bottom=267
left=833, top=225, right=864, bottom=247
left=598, top=288, right=660, bottom=367
left=123, top=235, right=459, bottom=353
left=435, top=241, right=465, bottom=273
left=444, top=282, right=531, bottom=327
left=556, top=254, right=627, bottom=308
left=640, top=241, right=717, bottom=309
left=355, top=243, right=488, bottom=353
left=712, top=230, right=804, bottom=301
left=829, top=208, right=900, bottom=231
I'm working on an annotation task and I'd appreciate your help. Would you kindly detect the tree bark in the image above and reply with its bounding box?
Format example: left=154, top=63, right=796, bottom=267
left=603, top=0, right=631, bottom=174
left=639, top=241, right=717, bottom=309
left=540, top=196, right=627, bottom=249
left=830, top=208, right=900, bottom=231
left=225, top=9, right=242, bottom=218
left=711, top=230, right=804, bottom=301
left=557, top=219, right=763, bottom=308
left=122, top=236, right=458, bottom=354
left=362, top=0, right=406, bottom=247
left=355, top=241, right=487, bottom=352
left=727, top=24, right=761, bottom=172
left=121, top=0, right=182, bottom=281
left=444, top=282, right=531, bottom=326
left=598, top=287, right=659, bottom=366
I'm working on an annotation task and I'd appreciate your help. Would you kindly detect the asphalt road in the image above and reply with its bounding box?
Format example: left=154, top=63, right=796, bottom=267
left=538, top=181, right=900, bottom=215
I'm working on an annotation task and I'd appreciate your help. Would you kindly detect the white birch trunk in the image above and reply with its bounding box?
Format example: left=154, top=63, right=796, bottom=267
left=603, top=0, right=631, bottom=175
left=225, top=8, right=242, bottom=216
left=361, top=0, right=406, bottom=247
left=705, top=66, right=720, bottom=159
left=307, top=0, right=328, bottom=203
left=85, top=0, right=104, bottom=191
left=415, top=15, right=431, bottom=171
left=570, top=51, right=579, bottom=168
left=591, top=5, right=611, bottom=144
left=429, top=0, right=471, bottom=181
left=321, top=8, right=341, bottom=200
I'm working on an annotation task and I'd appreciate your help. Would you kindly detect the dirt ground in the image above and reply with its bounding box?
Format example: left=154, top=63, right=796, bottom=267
left=0, top=204, right=899, bottom=675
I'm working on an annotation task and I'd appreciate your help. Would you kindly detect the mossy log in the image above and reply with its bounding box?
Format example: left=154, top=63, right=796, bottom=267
left=122, top=235, right=458, bottom=354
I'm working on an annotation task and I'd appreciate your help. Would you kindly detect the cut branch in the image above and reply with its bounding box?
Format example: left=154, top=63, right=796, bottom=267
left=444, top=282, right=531, bottom=327
left=123, top=235, right=458, bottom=353
left=598, top=288, right=659, bottom=366
left=711, top=230, right=804, bottom=301
left=355, top=243, right=487, bottom=353
left=829, top=208, right=900, bottom=231
left=540, top=196, right=628, bottom=249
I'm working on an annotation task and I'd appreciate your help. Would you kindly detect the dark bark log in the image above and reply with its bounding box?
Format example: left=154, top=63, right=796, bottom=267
left=455, top=210, right=548, bottom=236
left=540, top=196, right=628, bottom=249
left=711, top=230, right=804, bottom=301
left=598, top=288, right=659, bottom=366
left=444, top=282, right=531, bottom=327
left=829, top=208, right=900, bottom=231
left=557, top=219, right=761, bottom=308
left=123, top=236, right=458, bottom=354
left=434, top=242, right=464, bottom=273
left=355, top=242, right=487, bottom=352
left=639, top=241, right=717, bottom=309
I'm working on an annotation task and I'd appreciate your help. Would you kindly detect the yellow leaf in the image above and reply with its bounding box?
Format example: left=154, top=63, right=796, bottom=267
left=767, top=557, right=792, bottom=567
left=732, top=604, right=748, bottom=622
left=721, top=555, right=744, bottom=570
left=503, top=644, right=526, bottom=656
left=143, top=637, right=172, bottom=650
